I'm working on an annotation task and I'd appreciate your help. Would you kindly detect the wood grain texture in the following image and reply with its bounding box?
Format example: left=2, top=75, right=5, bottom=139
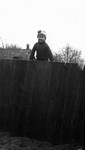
left=0, top=59, right=84, bottom=145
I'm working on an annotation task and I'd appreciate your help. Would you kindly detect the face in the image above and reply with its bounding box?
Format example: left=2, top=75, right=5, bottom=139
left=37, top=34, right=46, bottom=43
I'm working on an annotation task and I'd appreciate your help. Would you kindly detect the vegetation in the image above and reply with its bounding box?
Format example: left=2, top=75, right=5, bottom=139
left=53, top=44, right=85, bottom=69
left=0, top=132, right=81, bottom=150
left=4, top=43, right=22, bottom=49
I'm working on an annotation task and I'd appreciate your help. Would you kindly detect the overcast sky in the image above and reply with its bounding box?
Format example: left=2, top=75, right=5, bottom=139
left=0, top=0, right=85, bottom=59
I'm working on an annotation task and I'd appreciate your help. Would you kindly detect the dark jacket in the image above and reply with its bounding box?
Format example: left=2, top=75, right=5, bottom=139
left=29, top=42, right=53, bottom=61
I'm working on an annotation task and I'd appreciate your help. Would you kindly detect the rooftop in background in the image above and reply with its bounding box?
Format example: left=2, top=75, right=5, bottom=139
left=0, top=47, right=31, bottom=59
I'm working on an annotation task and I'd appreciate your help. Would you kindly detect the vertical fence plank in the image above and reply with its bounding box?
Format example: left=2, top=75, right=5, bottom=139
left=28, top=61, right=52, bottom=140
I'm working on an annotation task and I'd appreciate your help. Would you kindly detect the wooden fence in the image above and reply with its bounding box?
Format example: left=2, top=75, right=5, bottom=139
left=0, top=59, right=85, bottom=145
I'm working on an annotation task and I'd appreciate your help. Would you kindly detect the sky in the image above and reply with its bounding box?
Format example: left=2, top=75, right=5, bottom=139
left=0, top=0, right=85, bottom=59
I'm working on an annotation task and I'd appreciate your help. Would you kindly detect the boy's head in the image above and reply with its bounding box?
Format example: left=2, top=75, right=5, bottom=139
left=37, top=30, right=46, bottom=43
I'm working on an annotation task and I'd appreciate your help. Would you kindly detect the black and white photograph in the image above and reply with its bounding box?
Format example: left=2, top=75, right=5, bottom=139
left=0, top=0, right=84, bottom=149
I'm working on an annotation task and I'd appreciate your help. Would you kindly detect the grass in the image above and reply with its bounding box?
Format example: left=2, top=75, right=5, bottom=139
left=0, top=132, right=83, bottom=150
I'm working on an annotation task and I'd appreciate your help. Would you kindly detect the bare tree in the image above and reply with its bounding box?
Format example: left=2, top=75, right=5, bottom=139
left=0, top=37, right=4, bottom=48
left=53, top=44, right=85, bottom=69
left=5, top=44, right=22, bottom=49
left=60, top=44, right=82, bottom=63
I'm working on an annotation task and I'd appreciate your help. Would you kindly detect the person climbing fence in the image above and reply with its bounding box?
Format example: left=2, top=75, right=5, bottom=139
left=29, top=30, right=53, bottom=61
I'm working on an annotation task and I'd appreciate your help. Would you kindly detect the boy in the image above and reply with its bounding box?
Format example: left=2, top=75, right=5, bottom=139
left=29, top=30, right=53, bottom=61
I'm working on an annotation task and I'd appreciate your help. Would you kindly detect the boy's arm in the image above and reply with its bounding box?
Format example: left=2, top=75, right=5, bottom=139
left=29, top=45, right=36, bottom=60
left=47, top=46, right=54, bottom=61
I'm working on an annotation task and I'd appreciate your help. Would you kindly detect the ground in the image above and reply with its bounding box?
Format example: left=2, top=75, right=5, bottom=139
left=0, top=132, right=82, bottom=150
